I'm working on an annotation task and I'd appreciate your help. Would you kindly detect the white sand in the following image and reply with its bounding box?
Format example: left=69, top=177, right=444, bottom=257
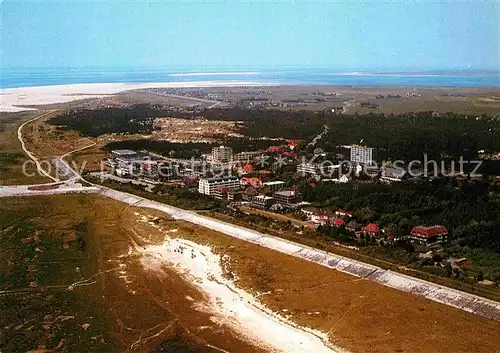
left=140, top=237, right=340, bottom=353
left=0, top=81, right=270, bottom=112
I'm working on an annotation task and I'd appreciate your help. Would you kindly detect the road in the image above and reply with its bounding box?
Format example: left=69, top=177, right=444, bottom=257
left=17, top=110, right=58, bottom=182
left=9, top=111, right=500, bottom=322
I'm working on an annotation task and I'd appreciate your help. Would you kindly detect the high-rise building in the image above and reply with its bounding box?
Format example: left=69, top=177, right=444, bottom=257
left=350, top=145, right=375, bottom=164
left=211, top=146, right=233, bottom=163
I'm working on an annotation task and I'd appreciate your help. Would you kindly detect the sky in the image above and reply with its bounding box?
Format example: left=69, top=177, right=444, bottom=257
left=1, top=1, right=499, bottom=71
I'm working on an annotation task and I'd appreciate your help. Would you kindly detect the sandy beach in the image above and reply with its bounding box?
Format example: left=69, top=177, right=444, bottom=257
left=138, top=222, right=339, bottom=353
left=0, top=81, right=271, bottom=112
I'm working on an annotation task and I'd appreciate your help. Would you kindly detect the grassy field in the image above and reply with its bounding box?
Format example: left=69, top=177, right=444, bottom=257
left=0, top=195, right=265, bottom=353
left=0, top=111, right=52, bottom=185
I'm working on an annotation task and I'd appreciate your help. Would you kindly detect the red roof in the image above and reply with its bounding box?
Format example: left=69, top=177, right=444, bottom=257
left=241, top=177, right=262, bottom=187
left=242, top=164, right=254, bottom=173
left=267, top=146, right=282, bottom=152
left=363, top=223, right=379, bottom=233
left=411, top=225, right=448, bottom=238
left=333, top=218, right=345, bottom=226
left=259, top=170, right=272, bottom=175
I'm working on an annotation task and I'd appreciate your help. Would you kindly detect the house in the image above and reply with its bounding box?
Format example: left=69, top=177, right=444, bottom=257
left=251, top=195, right=275, bottom=209
left=266, top=146, right=282, bottom=153
left=301, top=207, right=336, bottom=225
left=287, top=140, right=300, bottom=150
left=241, top=164, right=254, bottom=174
left=302, top=206, right=321, bottom=218
left=335, top=209, right=353, bottom=218
left=380, top=167, right=411, bottom=183
left=240, top=177, right=262, bottom=188
left=273, top=190, right=301, bottom=208
left=409, top=225, right=449, bottom=246
left=363, top=223, right=380, bottom=237
left=332, top=218, right=345, bottom=227
left=242, top=186, right=259, bottom=201
left=312, top=210, right=336, bottom=225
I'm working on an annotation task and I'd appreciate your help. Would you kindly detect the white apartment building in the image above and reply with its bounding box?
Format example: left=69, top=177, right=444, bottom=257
left=211, top=146, right=233, bottom=163
left=297, top=163, right=341, bottom=177
left=350, top=145, right=375, bottom=164
left=198, top=176, right=240, bottom=196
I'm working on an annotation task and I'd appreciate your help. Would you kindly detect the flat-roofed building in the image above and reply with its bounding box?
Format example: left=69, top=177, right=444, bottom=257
left=111, top=149, right=138, bottom=160
left=211, top=146, right=233, bottom=163
left=350, top=145, right=375, bottom=165
left=273, top=190, right=301, bottom=208
left=297, top=163, right=340, bottom=177
left=234, top=151, right=261, bottom=162
left=198, top=176, right=240, bottom=196
left=263, top=180, right=286, bottom=191
left=251, top=195, right=275, bottom=209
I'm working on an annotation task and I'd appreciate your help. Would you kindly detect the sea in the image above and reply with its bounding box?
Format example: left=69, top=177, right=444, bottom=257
left=1, top=67, right=499, bottom=89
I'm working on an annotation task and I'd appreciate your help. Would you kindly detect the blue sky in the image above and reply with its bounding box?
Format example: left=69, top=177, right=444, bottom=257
left=2, top=1, right=499, bottom=70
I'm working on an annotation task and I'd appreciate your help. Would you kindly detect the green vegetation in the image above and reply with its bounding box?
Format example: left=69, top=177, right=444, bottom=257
left=0, top=196, right=117, bottom=352
left=46, top=104, right=178, bottom=137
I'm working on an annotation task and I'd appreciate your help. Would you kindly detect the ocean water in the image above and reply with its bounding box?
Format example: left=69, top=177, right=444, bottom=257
left=1, top=67, right=499, bottom=89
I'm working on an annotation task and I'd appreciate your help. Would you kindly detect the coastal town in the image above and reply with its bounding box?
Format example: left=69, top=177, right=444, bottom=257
left=98, top=142, right=468, bottom=259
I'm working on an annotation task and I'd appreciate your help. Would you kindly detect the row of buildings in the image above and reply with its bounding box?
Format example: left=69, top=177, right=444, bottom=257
left=301, top=206, right=449, bottom=247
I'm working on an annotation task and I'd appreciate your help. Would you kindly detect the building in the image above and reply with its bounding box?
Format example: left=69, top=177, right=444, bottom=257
left=380, top=167, right=411, bottom=183
left=301, top=207, right=336, bottom=225
left=297, top=163, right=341, bottom=178
left=111, top=149, right=138, bottom=160
left=363, top=223, right=380, bottom=237
left=350, top=145, right=375, bottom=165
left=240, top=177, right=262, bottom=188
left=211, top=146, right=233, bottom=163
left=335, top=209, right=353, bottom=218
left=251, top=195, right=275, bottom=209
left=198, top=176, right=240, bottom=196
left=241, top=164, right=254, bottom=174
left=273, top=190, right=300, bottom=208
left=410, top=225, right=449, bottom=246
left=234, top=151, right=261, bottom=162
left=262, top=181, right=285, bottom=191
left=332, top=218, right=345, bottom=227
left=242, top=186, right=259, bottom=201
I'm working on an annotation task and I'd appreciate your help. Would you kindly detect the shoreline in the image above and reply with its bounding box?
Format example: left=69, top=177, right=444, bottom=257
left=0, top=81, right=277, bottom=112
left=2, top=80, right=499, bottom=113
